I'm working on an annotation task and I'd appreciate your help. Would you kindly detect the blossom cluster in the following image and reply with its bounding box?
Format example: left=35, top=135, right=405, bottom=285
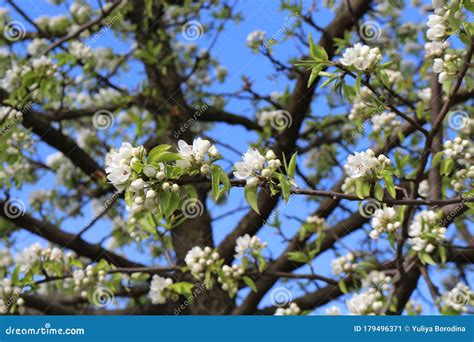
left=433, top=53, right=463, bottom=84
left=346, top=288, right=384, bottom=315
left=184, top=246, right=220, bottom=280
left=348, top=87, right=373, bottom=121
left=407, top=210, right=446, bottom=254
left=371, top=112, right=401, bottom=135
left=0, top=278, right=24, bottom=314
left=176, top=137, right=219, bottom=173
left=339, top=44, right=382, bottom=71
left=344, top=149, right=391, bottom=180
left=331, top=252, right=358, bottom=276
left=443, top=137, right=470, bottom=159
left=235, top=234, right=267, bottom=259
left=233, top=148, right=281, bottom=186
left=246, top=30, right=266, bottom=50
left=218, top=264, right=244, bottom=297
left=361, top=271, right=392, bottom=292
left=72, top=264, right=108, bottom=298
left=148, top=275, right=174, bottom=305
left=16, top=243, right=71, bottom=273
left=346, top=270, right=392, bottom=315
left=1, top=56, right=58, bottom=93
left=105, top=142, right=145, bottom=191
left=0, top=106, right=22, bottom=122
left=369, top=207, right=401, bottom=240
left=274, top=302, right=301, bottom=316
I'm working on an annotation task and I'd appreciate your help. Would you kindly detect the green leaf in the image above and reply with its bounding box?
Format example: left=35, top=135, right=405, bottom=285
left=278, top=174, right=291, bottom=201
left=148, top=145, right=171, bottom=161
left=439, top=245, right=447, bottom=264
left=308, top=33, right=328, bottom=60
left=308, top=66, right=322, bottom=88
left=355, top=179, right=365, bottom=199
left=384, top=176, right=396, bottom=198
left=287, top=153, right=297, bottom=179
left=374, top=183, right=384, bottom=201
left=211, top=167, right=221, bottom=200
left=338, top=279, right=348, bottom=294
left=431, top=151, right=444, bottom=167
left=286, top=251, right=308, bottom=263
left=419, top=252, right=436, bottom=265
left=153, top=152, right=182, bottom=163
left=440, top=158, right=454, bottom=176
left=244, top=186, right=260, bottom=214
left=242, top=276, right=257, bottom=292
left=170, top=282, right=194, bottom=297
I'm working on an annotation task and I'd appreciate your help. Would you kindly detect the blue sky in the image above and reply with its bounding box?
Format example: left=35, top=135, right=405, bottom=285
left=4, top=0, right=471, bottom=315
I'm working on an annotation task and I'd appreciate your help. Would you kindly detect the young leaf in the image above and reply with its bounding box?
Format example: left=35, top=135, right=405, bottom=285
left=242, top=276, right=257, bottom=292
left=384, top=175, right=396, bottom=198
left=244, top=186, right=260, bottom=214
left=287, top=152, right=297, bottom=179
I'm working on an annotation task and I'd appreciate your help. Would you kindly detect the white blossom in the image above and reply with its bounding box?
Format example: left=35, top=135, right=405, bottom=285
left=233, top=148, right=266, bottom=180
left=418, top=179, right=430, bottom=197
left=234, top=234, right=267, bottom=258
left=339, top=44, right=382, bottom=71
left=148, top=275, right=173, bottom=304
left=344, top=149, right=391, bottom=179
left=176, top=138, right=216, bottom=169
left=247, top=30, right=266, bottom=49
left=347, top=288, right=384, bottom=315
left=408, top=210, right=446, bottom=253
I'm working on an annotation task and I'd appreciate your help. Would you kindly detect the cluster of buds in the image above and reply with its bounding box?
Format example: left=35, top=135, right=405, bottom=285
left=361, top=271, right=392, bottom=292
left=331, top=252, right=358, bottom=276
left=443, top=137, right=470, bottom=159
left=184, top=246, right=220, bottom=280
left=346, top=288, right=384, bottom=315
left=218, top=264, right=244, bottom=297
left=274, top=302, right=301, bottom=316
left=0, top=278, right=24, bottom=314
left=451, top=166, right=474, bottom=192
left=369, top=207, right=401, bottom=239
left=408, top=210, right=446, bottom=254
left=72, top=265, right=108, bottom=298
